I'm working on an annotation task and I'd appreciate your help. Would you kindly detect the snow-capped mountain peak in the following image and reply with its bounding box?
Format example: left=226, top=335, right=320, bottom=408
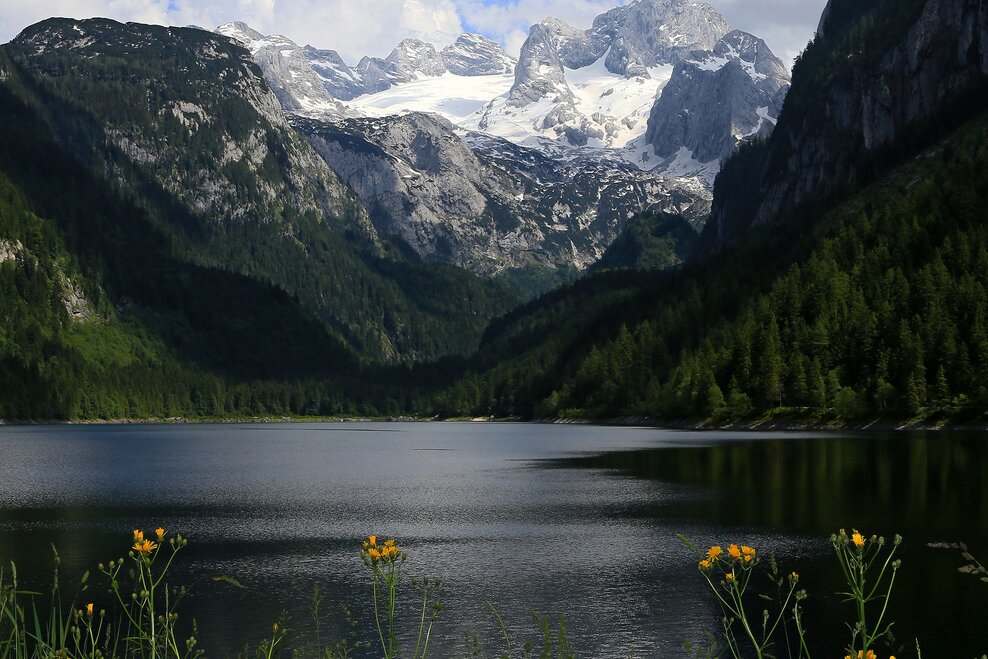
left=215, top=0, right=790, bottom=187
left=385, top=38, right=447, bottom=79
left=215, top=21, right=264, bottom=46
left=216, top=21, right=344, bottom=115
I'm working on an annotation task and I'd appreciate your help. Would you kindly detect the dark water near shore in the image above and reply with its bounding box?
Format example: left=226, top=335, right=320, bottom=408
left=0, top=423, right=984, bottom=656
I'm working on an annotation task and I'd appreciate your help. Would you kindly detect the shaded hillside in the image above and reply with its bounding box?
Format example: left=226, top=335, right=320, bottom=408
left=704, top=0, right=988, bottom=247
left=0, top=76, right=359, bottom=418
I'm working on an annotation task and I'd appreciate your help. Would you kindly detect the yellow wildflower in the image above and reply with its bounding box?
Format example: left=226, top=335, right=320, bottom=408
left=86, top=602, right=94, bottom=615
left=852, top=530, right=865, bottom=548
left=698, top=558, right=713, bottom=569
left=728, top=544, right=741, bottom=559
left=155, top=527, right=166, bottom=541
left=368, top=535, right=377, bottom=547
left=133, top=539, right=157, bottom=553
left=133, top=529, right=144, bottom=541
left=368, top=547, right=382, bottom=560
left=741, top=545, right=756, bottom=562
left=706, top=545, right=723, bottom=560
left=725, top=573, right=734, bottom=582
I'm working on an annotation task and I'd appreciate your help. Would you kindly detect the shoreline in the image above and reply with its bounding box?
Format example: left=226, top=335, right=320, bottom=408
left=2, top=412, right=988, bottom=431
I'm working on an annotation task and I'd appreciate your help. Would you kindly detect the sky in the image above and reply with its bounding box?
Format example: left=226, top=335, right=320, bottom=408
left=0, top=0, right=829, bottom=68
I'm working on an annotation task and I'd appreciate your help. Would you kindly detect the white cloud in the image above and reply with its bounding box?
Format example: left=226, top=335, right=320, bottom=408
left=0, top=0, right=826, bottom=66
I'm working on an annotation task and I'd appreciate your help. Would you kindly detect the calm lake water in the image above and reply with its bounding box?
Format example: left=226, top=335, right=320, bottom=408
left=0, top=423, right=984, bottom=656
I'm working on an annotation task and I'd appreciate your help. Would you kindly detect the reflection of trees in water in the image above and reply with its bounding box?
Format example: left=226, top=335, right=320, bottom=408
left=559, top=432, right=988, bottom=656
left=561, top=433, right=988, bottom=536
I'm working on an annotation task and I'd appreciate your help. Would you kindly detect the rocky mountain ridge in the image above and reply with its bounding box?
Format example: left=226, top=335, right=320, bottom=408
left=295, top=111, right=710, bottom=278
left=216, top=0, right=790, bottom=184
left=217, top=21, right=516, bottom=103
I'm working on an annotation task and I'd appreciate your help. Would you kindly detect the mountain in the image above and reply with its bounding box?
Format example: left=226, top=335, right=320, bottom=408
left=441, top=34, right=516, bottom=76
left=213, top=2, right=759, bottom=287
left=207, top=1, right=788, bottom=294
left=218, top=22, right=516, bottom=102
left=215, top=21, right=345, bottom=114
left=426, top=0, right=988, bottom=423
left=216, top=0, right=790, bottom=175
left=295, top=111, right=709, bottom=286
left=463, top=0, right=789, bottom=178
left=641, top=30, right=789, bottom=171
left=5, top=18, right=517, bottom=362
left=0, top=51, right=367, bottom=419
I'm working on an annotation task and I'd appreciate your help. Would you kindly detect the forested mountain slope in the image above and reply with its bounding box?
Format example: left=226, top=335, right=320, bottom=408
left=3, top=19, right=517, bottom=363
left=0, top=69, right=360, bottom=419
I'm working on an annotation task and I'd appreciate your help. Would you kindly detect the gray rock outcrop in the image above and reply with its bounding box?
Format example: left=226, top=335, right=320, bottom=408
left=296, top=113, right=711, bottom=275
left=216, top=22, right=345, bottom=113
left=385, top=39, right=447, bottom=80
left=644, top=30, right=790, bottom=165
left=303, top=45, right=364, bottom=100
left=508, top=23, right=574, bottom=107
left=589, top=0, right=731, bottom=73
left=441, top=34, right=516, bottom=76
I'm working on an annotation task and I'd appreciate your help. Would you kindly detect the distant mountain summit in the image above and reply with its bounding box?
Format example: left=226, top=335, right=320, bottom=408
left=217, top=21, right=517, bottom=102
left=442, top=34, right=516, bottom=76
left=217, top=0, right=789, bottom=185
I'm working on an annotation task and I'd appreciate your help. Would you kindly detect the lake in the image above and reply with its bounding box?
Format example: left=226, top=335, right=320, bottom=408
left=0, top=423, right=984, bottom=656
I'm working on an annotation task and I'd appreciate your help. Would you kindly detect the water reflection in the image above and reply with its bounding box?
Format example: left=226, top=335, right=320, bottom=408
left=553, top=431, right=988, bottom=655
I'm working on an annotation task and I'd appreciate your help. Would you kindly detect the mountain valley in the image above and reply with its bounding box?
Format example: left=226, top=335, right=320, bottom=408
left=2, top=0, right=986, bottom=426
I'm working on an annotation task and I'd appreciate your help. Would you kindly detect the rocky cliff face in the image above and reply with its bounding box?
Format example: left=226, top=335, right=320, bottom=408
left=385, top=39, right=447, bottom=80
left=216, top=22, right=345, bottom=114
left=506, top=23, right=575, bottom=108
left=643, top=30, right=790, bottom=165
left=303, top=45, right=364, bottom=100
left=441, top=34, right=516, bottom=76
left=706, top=0, right=988, bottom=245
left=296, top=112, right=710, bottom=276
left=588, top=0, right=731, bottom=73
